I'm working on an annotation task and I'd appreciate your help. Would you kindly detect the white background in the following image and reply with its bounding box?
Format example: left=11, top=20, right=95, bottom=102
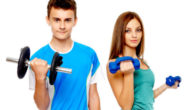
left=0, top=0, right=194, bottom=109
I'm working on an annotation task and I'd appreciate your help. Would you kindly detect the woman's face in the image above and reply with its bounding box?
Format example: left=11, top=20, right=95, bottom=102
left=124, top=18, right=142, bottom=48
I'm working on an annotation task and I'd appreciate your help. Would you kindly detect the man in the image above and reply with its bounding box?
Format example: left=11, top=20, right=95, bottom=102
left=29, top=0, right=101, bottom=109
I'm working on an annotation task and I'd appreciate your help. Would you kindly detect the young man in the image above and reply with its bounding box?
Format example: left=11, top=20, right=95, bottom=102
left=29, top=0, right=101, bottom=110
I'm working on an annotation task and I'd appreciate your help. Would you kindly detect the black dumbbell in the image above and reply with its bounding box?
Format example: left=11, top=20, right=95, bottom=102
left=6, top=46, right=72, bottom=85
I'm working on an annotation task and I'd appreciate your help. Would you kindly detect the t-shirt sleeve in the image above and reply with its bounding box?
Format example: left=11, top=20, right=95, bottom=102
left=29, top=68, right=35, bottom=90
left=29, top=68, right=49, bottom=90
left=29, top=52, right=37, bottom=90
left=90, top=51, right=103, bottom=84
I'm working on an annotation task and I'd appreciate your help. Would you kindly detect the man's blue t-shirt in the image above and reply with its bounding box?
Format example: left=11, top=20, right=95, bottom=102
left=29, top=41, right=101, bottom=110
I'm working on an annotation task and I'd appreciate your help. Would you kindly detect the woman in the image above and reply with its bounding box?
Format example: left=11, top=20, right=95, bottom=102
left=106, top=11, right=180, bottom=110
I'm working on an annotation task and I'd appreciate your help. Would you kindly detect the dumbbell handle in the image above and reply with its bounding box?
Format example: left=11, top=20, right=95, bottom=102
left=6, top=57, right=72, bottom=74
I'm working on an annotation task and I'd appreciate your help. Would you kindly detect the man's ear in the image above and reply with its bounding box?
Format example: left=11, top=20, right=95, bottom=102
left=46, top=16, right=50, bottom=25
left=73, top=17, right=78, bottom=26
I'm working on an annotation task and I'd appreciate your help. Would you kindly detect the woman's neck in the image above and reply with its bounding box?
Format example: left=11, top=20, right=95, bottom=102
left=123, top=45, right=137, bottom=58
left=50, top=37, right=73, bottom=53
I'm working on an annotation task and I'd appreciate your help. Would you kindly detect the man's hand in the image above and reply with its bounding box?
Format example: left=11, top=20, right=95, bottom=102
left=30, top=58, right=48, bottom=81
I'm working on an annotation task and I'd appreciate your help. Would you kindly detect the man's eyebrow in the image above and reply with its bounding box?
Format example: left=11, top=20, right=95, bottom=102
left=65, top=18, right=72, bottom=20
left=52, top=17, right=60, bottom=20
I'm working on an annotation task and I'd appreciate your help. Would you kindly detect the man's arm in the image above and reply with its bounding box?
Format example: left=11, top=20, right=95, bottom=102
left=30, top=58, right=50, bottom=110
left=88, top=84, right=100, bottom=110
left=34, top=80, right=50, bottom=110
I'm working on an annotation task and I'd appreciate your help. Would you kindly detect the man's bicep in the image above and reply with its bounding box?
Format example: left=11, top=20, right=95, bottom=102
left=89, top=84, right=100, bottom=110
left=89, top=84, right=99, bottom=101
left=89, top=84, right=98, bottom=93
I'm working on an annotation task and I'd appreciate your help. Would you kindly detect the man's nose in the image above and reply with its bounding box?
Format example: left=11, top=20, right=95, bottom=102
left=60, top=22, right=65, bottom=29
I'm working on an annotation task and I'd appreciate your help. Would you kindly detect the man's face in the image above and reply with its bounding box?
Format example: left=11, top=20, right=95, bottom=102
left=47, top=7, right=77, bottom=40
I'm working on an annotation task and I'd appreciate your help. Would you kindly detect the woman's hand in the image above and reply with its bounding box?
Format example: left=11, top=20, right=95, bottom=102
left=119, top=54, right=135, bottom=74
left=120, top=60, right=135, bottom=74
left=168, top=81, right=179, bottom=89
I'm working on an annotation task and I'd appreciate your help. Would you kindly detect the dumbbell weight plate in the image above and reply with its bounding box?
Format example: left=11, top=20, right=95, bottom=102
left=109, top=56, right=140, bottom=74
left=50, top=52, right=63, bottom=85
left=17, top=46, right=30, bottom=78
left=133, top=59, right=140, bottom=70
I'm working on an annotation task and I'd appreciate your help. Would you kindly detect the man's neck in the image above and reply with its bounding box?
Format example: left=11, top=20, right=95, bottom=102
left=50, top=37, right=73, bottom=53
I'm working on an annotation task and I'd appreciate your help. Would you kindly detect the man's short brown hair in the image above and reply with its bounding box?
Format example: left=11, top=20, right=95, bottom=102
left=47, top=0, right=77, bottom=18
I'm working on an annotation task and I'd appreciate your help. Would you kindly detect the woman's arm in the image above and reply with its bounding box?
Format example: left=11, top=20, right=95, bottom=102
left=107, top=60, right=134, bottom=110
left=154, top=82, right=179, bottom=99
left=153, top=84, right=168, bottom=99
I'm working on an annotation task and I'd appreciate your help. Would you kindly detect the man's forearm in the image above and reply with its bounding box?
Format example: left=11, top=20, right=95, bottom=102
left=34, top=80, right=50, bottom=110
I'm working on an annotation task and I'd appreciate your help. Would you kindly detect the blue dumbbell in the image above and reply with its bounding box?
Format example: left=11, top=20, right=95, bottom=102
left=109, top=56, right=140, bottom=74
left=166, top=76, right=181, bottom=87
left=174, top=76, right=181, bottom=87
